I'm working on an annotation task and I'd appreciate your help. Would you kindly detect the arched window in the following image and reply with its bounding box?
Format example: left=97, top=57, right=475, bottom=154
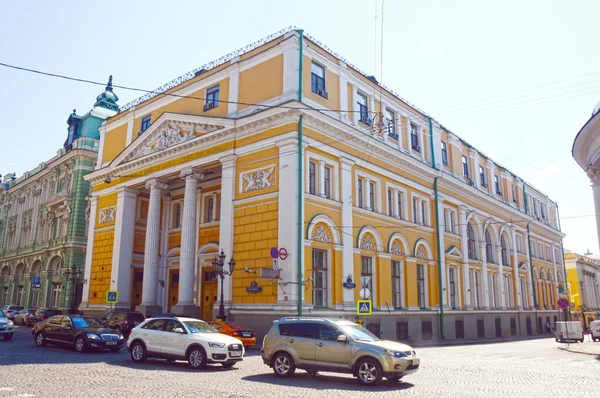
left=467, top=223, right=477, bottom=260
left=485, top=229, right=494, bottom=263
left=500, top=235, right=508, bottom=266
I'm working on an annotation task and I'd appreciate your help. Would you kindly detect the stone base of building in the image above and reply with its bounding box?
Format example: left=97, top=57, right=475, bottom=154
left=171, top=304, right=201, bottom=318
left=135, top=304, right=163, bottom=318
left=229, top=308, right=565, bottom=348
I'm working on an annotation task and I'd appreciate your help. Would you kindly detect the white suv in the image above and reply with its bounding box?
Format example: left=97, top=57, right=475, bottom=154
left=127, top=316, right=245, bottom=369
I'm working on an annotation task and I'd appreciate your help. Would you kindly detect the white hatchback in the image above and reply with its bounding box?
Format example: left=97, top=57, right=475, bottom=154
left=127, top=316, right=245, bottom=369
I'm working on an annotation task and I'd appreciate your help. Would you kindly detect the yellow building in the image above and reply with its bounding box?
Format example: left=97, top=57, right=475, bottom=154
left=80, top=27, right=566, bottom=341
left=564, top=251, right=600, bottom=328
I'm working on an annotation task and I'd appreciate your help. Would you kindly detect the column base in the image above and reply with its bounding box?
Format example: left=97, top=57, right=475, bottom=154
left=135, top=304, right=163, bottom=318
left=171, top=304, right=201, bottom=319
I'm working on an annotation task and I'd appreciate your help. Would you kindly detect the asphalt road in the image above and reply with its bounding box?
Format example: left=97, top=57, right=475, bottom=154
left=0, top=326, right=599, bottom=397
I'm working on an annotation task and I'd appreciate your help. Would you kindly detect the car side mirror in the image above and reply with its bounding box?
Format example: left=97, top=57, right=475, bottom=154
left=174, top=327, right=185, bottom=334
left=337, top=335, right=347, bottom=343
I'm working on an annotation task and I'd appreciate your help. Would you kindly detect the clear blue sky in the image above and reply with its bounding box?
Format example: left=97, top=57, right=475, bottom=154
left=1, top=0, right=598, bottom=254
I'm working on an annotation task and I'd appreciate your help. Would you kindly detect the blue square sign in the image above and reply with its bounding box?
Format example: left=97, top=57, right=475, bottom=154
left=357, top=300, right=372, bottom=316
left=31, top=276, right=41, bottom=289
left=106, top=290, right=119, bottom=304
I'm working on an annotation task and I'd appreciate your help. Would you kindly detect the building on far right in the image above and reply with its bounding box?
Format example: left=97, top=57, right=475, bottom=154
left=564, top=249, right=600, bottom=329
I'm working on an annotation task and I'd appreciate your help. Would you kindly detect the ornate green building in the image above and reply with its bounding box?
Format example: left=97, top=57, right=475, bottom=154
left=0, top=78, right=118, bottom=312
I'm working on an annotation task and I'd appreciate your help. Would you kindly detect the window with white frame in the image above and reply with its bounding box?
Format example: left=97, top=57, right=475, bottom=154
left=421, top=200, right=427, bottom=226
left=311, top=62, right=326, bottom=97
left=387, top=189, right=394, bottom=217
left=417, top=264, right=425, bottom=308
left=449, top=268, right=457, bottom=309
left=520, top=278, right=528, bottom=309
left=516, top=235, right=523, bottom=253
left=385, top=108, right=396, bottom=138
left=441, top=142, right=448, bottom=166
left=443, top=209, right=449, bottom=232
left=480, top=166, right=487, bottom=187
left=485, top=229, right=494, bottom=263
left=494, top=175, right=501, bottom=195
left=308, top=161, right=317, bottom=195
left=323, top=166, right=332, bottom=199
left=357, top=93, right=369, bottom=125
left=490, top=273, right=497, bottom=308
left=412, top=198, right=418, bottom=223
left=357, top=178, right=364, bottom=208
left=204, top=197, right=214, bottom=223
left=450, top=210, right=456, bottom=233
left=467, top=223, right=477, bottom=260
left=505, top=275, right=514, bottom=308
left=392, top=260, right=402, bottom=308
left=172, top=202, right=182, bottom=229
left=410, top=124, right=420, bottom=151
left=462, top=156, right=469, bottom=178
left=312, top=249, right=327, bottom=307
left=397, top=191, right=404, bottom=219
left=368, top=181, right=375, bottom=211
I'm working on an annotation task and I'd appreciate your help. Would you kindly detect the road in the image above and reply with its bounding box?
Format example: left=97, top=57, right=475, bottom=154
left=0, top=326, right=599, bottom=397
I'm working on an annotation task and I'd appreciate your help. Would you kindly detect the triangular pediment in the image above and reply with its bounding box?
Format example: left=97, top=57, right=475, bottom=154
left=445, top=245, right=463, bottom=259
left=111, top=113, right=233, bottom=167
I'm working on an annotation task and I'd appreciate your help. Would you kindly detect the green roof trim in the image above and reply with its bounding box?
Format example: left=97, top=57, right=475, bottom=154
left=445, top=245, right=457, bottom=254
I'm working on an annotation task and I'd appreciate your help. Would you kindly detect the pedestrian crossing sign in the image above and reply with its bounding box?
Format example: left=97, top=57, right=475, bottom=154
left=357, top=300, right=372, bottom=316
left=106, top=290, right=119, bottom=304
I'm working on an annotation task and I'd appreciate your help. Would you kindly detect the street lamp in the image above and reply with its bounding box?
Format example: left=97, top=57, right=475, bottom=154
left=212, top=249, right=235, bottom=321
left=61, top=268, right=83, bottom=314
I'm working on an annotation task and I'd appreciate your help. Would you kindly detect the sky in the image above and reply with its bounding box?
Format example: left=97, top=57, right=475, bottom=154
left=0, top=0, right=598, bottom=254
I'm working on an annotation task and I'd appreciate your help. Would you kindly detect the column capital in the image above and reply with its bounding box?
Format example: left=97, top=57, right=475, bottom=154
left=586, top=167, right=600, bottom=185
left=340, top=156, right=355, bottom=170
left=219, top=154, right=237, bottom=168
left=115, top=186, right=139, bottom=198
left=180, top=169, right=204, bottom=181
left=145, top=179, right=168, bottom=191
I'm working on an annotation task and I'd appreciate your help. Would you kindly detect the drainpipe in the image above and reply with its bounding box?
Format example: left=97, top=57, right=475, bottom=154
left=527, top=223, right=539, bottom=330
left=522, top=183, right=529, bottom=215
left=430, top=117, right=444, bottom=338
left=556, top=204, right=571, bottom=321
left=297, top=29, right=304, bottom=316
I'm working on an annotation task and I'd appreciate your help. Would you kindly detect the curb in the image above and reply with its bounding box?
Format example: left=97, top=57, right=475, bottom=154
left=409, top=335, right=551, bottom=348
left=557, top=346, right=600, bottom=356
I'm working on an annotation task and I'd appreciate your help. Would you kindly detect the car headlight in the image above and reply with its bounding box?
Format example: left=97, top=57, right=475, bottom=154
left=86, top=333, right=100, bottom=340
left=208, top=342, right=225, bottom=348
left=119, top=335, right=124, bottom=339
left=7, top=320, right=14, bottom=327
left=384, top=349, right=407, bottom=357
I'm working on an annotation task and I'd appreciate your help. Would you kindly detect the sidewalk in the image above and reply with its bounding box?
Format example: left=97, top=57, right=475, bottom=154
left=557, top=340, right=600, bottom=356
left=409, top=334, right=552, bottom=348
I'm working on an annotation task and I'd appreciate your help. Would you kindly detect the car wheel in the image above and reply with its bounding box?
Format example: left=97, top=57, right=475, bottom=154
left=35, top=332, right=47, bottom=347
left=357, top=358, right=383, bottom=386
left=221, top=361, right=235, bottom=369
left=75, top=337, right=87, bottom=353
left=3, top=333, right=13, bottom=341
left=272, top=352, right=295, bottom=377
left=131, top=342, right=147, bottom=363
left=187, top=346, right=207, bottom=369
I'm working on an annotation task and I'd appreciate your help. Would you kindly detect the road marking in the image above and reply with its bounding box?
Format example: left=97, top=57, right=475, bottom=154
left=0, top=388, right=14, bottom=391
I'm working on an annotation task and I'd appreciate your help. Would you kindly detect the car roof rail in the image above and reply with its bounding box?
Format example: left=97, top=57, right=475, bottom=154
left=149, top=313, right=177, bottom=318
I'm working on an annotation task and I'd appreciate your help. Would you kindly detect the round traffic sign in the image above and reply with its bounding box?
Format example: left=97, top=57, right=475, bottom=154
left=557, top=298, right=569, bottom=309
left=270, top=247, right=279, bottom=259
left=279, top=248, right=288, bottom=260
left=359, top=288, right=371, bottom=300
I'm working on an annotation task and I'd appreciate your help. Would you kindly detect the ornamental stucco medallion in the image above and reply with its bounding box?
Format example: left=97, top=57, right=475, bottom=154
left=312, top=225, right=331, bottom=243
left=360, top=235, right=376, bottom=251
left=391, top=241, right=403, bottom=255
left=98, top=206, right=116, bottom=224
left=240, top=165, right=275, bottom=193
left=416, top=246, right=427, bottom=259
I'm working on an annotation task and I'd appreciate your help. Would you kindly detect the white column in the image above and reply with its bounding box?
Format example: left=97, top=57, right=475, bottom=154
left=496, top=247, right=506, bottom=308
left=486, top=159, right=495, bottom=196
left=551, top=244, right=559, bottom=307
left=80, top=196, right=98, bottom=309
left=340, top=157, right=355, bottom=309
left=319, top=160, right=326, bottom=198
left=436, top=196, right=448, bottom=309
left=459, top=207, right=472, bottom=308
left=339, top=68, right=349, bottom=123
left=110, top=187, right=138, bottom=310
left=219, top=155, right=236, bottom=309
left=96, top=125, right=107, bottom=170
left=587, top=170, right=600, bottom=251
left=470, top=150, right=480, bottom=186
left=282, top=38, right=299, bottom=100
left=352, top=86, right=359, bottom=125
left=511, top=227, right=523, bottom=309
left=125, top=114, right=135, bottom=146
left=480, top=242, right=490, bottom=309
left=158, top=193, right=171, bottom=310
left=138, top=180, right=167, bottom=312
left=524, top=233, right=535, bottom=308
left=364, top=177, right=372, bottom=211
left=174, top=169, right=203, bottom=316
left=211, top=191, right=218, bottom=222
left=277, top=138, right=300, bottom=307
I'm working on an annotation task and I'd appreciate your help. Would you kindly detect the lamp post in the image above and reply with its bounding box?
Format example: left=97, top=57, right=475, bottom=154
left=212, top=249, right=235, bottom=321
left=61, top=268, right=83, bottom=314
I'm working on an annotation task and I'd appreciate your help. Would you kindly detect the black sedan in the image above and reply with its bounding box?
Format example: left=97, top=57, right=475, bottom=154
left=32, top=315, right=125, bottom=353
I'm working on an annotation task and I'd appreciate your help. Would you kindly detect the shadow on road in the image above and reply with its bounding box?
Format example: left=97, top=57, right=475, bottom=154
left=242, top=372, right=414, bottom=392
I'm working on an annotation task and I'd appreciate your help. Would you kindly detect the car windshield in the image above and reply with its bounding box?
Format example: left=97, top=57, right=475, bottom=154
left=183, top=321, right=218, bottom=334
left=72, top=317, right=104, bottom=328
left=0, top=310, right=5, bottom=317
left=225, top=322, right=248, bottom=329
left=340, top=324, right=380, bottom=341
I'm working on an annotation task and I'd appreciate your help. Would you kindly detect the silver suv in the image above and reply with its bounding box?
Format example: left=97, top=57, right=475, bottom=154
left=261, top=317, right=419, bottom=385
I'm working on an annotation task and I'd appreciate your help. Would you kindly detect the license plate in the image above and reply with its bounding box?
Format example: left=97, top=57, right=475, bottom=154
left=230, top=350, right=242, bottom=357
left=242, top=333, right=251, bottom=338
left=412, top=358, right=420, bottom=366
left=106, top=342, right=117, bottom=346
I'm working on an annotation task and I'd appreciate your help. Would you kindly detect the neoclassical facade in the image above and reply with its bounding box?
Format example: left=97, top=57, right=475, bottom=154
left=0, top=78, right=118, bottom=311
left=82, top=27, right=565, bottom=342
left=564, top=250, right=600, bottom=327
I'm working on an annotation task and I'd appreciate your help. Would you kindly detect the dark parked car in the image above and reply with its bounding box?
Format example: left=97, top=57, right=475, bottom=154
left=100, top=311, right=145, bottom=336
left=32, top=315, right=124, bottom=352
left=29, top=308, right=63, bottom=326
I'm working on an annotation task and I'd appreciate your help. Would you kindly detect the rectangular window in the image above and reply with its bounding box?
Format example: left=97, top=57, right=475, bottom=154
left=308, top=161, right=317, bottom=195
left=369, top=182, right=375, bottom=211
left=412, top=198, right=418, bottom=223
left=205, top=197, right=214, bottom=223
left=462, top=156, right=469, bottom=178
left=541, top=204, right=546, bottom=219
left=443, top=209, right=449, bottom=232
left=421, top=200, right=427, bottom=226
left=360, top=256, right=373, bottom=301
left=311, top=63, right=326, bottom=97
left=417, top=264, right=425, bottom=308
left=205, top=85, right=220, bottom=110
left=357, top=179, right=364, bottom=208
left=450, top=211, right=455, bottom=233
left=312, top=249, right=327, bottom=307
left=385, top=108, right=396, bottom=137
left=323, top=166, right=331, bottom=199
left=521, top=278, right=528, bottom=309
left=533, top=199, right=538, bottom=217
left=517, top=236, right=522, bottom=253
left=480, top=166, right=487, bottom=187
left=392, top=260, right=402, bottom=308
left=441, top=141, right=448, bottom=165
left=512, top=185, right=517, bottom=203
left=397, top=192, right=403, bottom=219
left=475, top=272, right=481, bottom=309
left=410, top=124, right=420, bottom=151
left=173, top=203, right=181, bottom=228
left=387, top=189, right=393, bottom=216
left=495, top=175, right=501, bottom=194
left=140, top=116, right=151, bottom=134
left=449, top=268, right=456, bottom=309
left=357, top=93, right=369, bottom=124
